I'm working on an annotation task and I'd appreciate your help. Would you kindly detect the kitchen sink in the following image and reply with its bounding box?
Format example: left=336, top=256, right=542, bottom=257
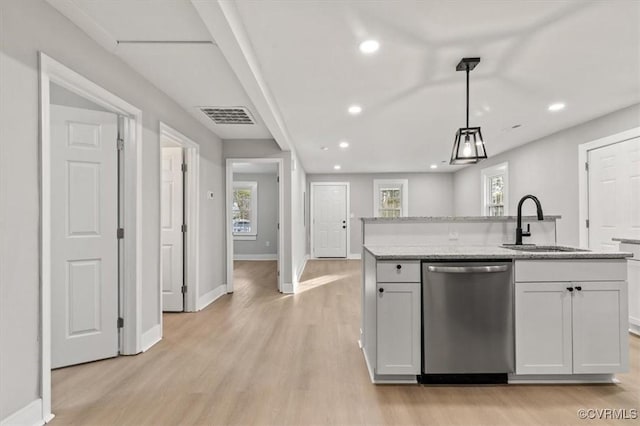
left=501, top=245, right=589, bottom=253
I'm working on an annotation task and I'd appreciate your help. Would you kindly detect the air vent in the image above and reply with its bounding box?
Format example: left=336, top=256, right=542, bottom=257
left=200, top=107, right=255, bottom=125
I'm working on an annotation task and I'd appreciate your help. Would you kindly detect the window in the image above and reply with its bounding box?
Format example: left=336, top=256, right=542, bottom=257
left=233, top=181, right=258, bottom=240
left=373, top=179, right=408, bottom=218
left=481, top=163, right=509, bottom=216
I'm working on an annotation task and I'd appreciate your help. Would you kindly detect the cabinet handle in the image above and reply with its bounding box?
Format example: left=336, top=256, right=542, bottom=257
left=575, top=286, right=582, bottom=291
left=567, top=287, right=574, bottom=292
left=379, top=288, right=384, bottom=293
left=396, top=264, right=402, bottom=270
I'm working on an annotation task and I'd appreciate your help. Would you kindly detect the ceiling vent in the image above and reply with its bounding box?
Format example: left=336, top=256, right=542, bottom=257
left=200, top=107, right=255, bottom=125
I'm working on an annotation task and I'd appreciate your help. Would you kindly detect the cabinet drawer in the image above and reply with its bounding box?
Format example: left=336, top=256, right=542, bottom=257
left=377, top=261, right=421, bottom=282
left=515, top=259, right=627, bottom=282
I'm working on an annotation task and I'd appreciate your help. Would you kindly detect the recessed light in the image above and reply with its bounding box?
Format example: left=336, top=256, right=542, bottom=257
left=334, top=165, right=341, bottom=170
left=548, top=102, right=566, bottom=112
left=321, top=146, right=329, bottom=151
left=359, top=39, right=380, bottom=54
left=430, top=164, right=438, bottom=169
left=348, top=105, right=362, bottom=115
left=339, top=141, right=349, bottom=149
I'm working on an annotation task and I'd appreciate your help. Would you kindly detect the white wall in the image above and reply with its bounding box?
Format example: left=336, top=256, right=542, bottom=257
left=307, top=173, right=454, bottom=256
left=233, top=172, right=278, bottom=257
left=453, top=103, right=640, bottom=246
left=0, top=0, right=225, bottom=419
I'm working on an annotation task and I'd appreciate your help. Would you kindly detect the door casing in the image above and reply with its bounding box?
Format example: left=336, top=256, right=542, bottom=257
left=39, top=52, right=143, bottom=422
left=225, top=158, right=284, bottom=293
left=578, top=127, right=640, bottom=248
left=159, top=122, right=200, bottom=313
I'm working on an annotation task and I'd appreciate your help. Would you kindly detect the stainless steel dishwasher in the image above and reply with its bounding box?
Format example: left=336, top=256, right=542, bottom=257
left=421, top=260, right=514, bottom=383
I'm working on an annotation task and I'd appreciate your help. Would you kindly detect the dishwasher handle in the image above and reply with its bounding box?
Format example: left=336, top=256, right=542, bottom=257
left=427, top=265, right=509, bottom=274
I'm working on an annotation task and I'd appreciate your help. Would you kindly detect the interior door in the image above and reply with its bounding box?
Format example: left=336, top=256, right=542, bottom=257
left=51, top=105, right=119, bottom=368
left=161, top=147, right=185, bottom=312
left=588, top=137, right=640, bottom=250
left=313, top=184, right=347, bottom=258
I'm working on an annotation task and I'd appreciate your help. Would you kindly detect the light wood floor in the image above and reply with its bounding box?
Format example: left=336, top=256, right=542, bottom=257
left=51, top=260, right=640, bottom=425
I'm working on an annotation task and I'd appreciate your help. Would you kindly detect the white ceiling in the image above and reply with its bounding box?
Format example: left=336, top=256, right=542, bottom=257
left=51, top=0, right=272, bottom=140
left=231, top=0, right=640, bottom=173
left=51, top=1, right=640, bottom=174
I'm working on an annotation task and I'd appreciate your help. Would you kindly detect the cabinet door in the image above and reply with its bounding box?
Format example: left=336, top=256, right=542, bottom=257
left=515, top=282, right=573, bottom=374
left=572, top=281, right=628, bottom=374
left=376, top=282, right=421, bottom=375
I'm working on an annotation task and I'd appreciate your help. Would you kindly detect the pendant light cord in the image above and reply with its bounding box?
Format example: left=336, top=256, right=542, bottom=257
left=466, top=64, right=470, bottom=129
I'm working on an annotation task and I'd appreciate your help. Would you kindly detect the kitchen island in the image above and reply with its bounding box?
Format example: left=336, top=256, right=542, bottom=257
left=360, top=216, right=633, bottom=385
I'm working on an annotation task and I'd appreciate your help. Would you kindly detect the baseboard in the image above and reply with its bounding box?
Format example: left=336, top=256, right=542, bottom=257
left=508, top=373, right=615, bottom=384
left=141, top=324, right=162, bottom=352
left=281, top=282, right=294, bottom=294
left=630, top=324, right=640, bottom=336
left=347, top=253, right=362, bottom=260
left=1, top=398, right=45, bottom=426
left=233, top=254, right=277, bottom=261
left=197, top=284, right=226, bottom=310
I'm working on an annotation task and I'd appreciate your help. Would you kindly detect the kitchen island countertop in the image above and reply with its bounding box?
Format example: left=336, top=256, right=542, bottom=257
left=364, top=244, right=633, bottom=260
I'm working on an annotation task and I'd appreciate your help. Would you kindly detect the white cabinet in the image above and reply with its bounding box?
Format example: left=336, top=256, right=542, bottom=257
left=572, top=282, right=629, bottom=373
left=376, top=282, right=421, bottom=375
left=515, top=282, right=573, bottom=374
left=515, top=280, right=628, bottom=375
left=619, top=242, right=640, bottom=335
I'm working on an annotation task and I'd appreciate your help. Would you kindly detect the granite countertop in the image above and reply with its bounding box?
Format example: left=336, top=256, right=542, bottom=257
left=361, top=215, right=561, bottom=223
left=364, top=244, right=633, bottom=260
left=612, top=238, right=640, bottom=245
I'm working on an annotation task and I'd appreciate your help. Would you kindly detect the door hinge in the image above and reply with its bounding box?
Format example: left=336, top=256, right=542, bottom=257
left=584, top=161, right=589, bottom=171
left=181, top=285, right=187, bottom=294
left=277, top=176, right=280, bottom=183
left=117, top=228, right=124, bottom=239
left=181, top=224, right=187, bottom=233
left=277, top=270, right=280, bottom=276
left=117, top=317, right=124, bottom=328
left=277, top=223, right=280, bottom=230
left=181, top=163, right=187, bottom=173
left=586, top=219, right=590, bottom=228
left=117, top=138, right=124, bottom=151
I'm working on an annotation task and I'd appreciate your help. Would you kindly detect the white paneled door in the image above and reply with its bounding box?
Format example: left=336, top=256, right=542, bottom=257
left=588, top=137, right=640, bottom=250
left=51, top=105, right=119, bottom=369
left=312, top=184, right=348, bottom=258
left=161, top=147, right=185, bottom=312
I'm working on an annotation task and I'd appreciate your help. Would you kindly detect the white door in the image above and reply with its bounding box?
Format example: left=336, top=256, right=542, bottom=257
left=161, top=147, right=184, bottom=312
left=312, top=184, right=347, bottom=257
left=588, top=137, right=640, bottom=250
left=51, top=105, right=119, bottom=368
left=376, top=282, right=421, bottom=375
left=515, top=282, right=573, bottom=375
left=572, top=281, right=628, bottom=374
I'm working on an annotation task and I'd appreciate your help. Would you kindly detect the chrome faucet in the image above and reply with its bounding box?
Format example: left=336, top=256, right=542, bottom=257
left=515, top=195, right=544, bottom=245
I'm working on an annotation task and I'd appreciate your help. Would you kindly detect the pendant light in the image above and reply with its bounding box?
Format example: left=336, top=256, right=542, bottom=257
left=450, top=57, right=487, bottom=165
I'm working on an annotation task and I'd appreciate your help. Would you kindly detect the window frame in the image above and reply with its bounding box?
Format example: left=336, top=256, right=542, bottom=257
left=232, top=181, right=258, bottom=240
left=373, top=179, right=409, bottom=218
left=481, top=162, right=509, bottom=216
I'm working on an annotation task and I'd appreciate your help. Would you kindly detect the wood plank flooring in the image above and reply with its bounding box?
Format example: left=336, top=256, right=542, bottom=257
left=51, top=260, right=640, bottom=425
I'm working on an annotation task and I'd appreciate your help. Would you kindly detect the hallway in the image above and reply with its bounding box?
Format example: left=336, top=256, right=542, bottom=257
left=51, top=260, right=639, bottom=425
